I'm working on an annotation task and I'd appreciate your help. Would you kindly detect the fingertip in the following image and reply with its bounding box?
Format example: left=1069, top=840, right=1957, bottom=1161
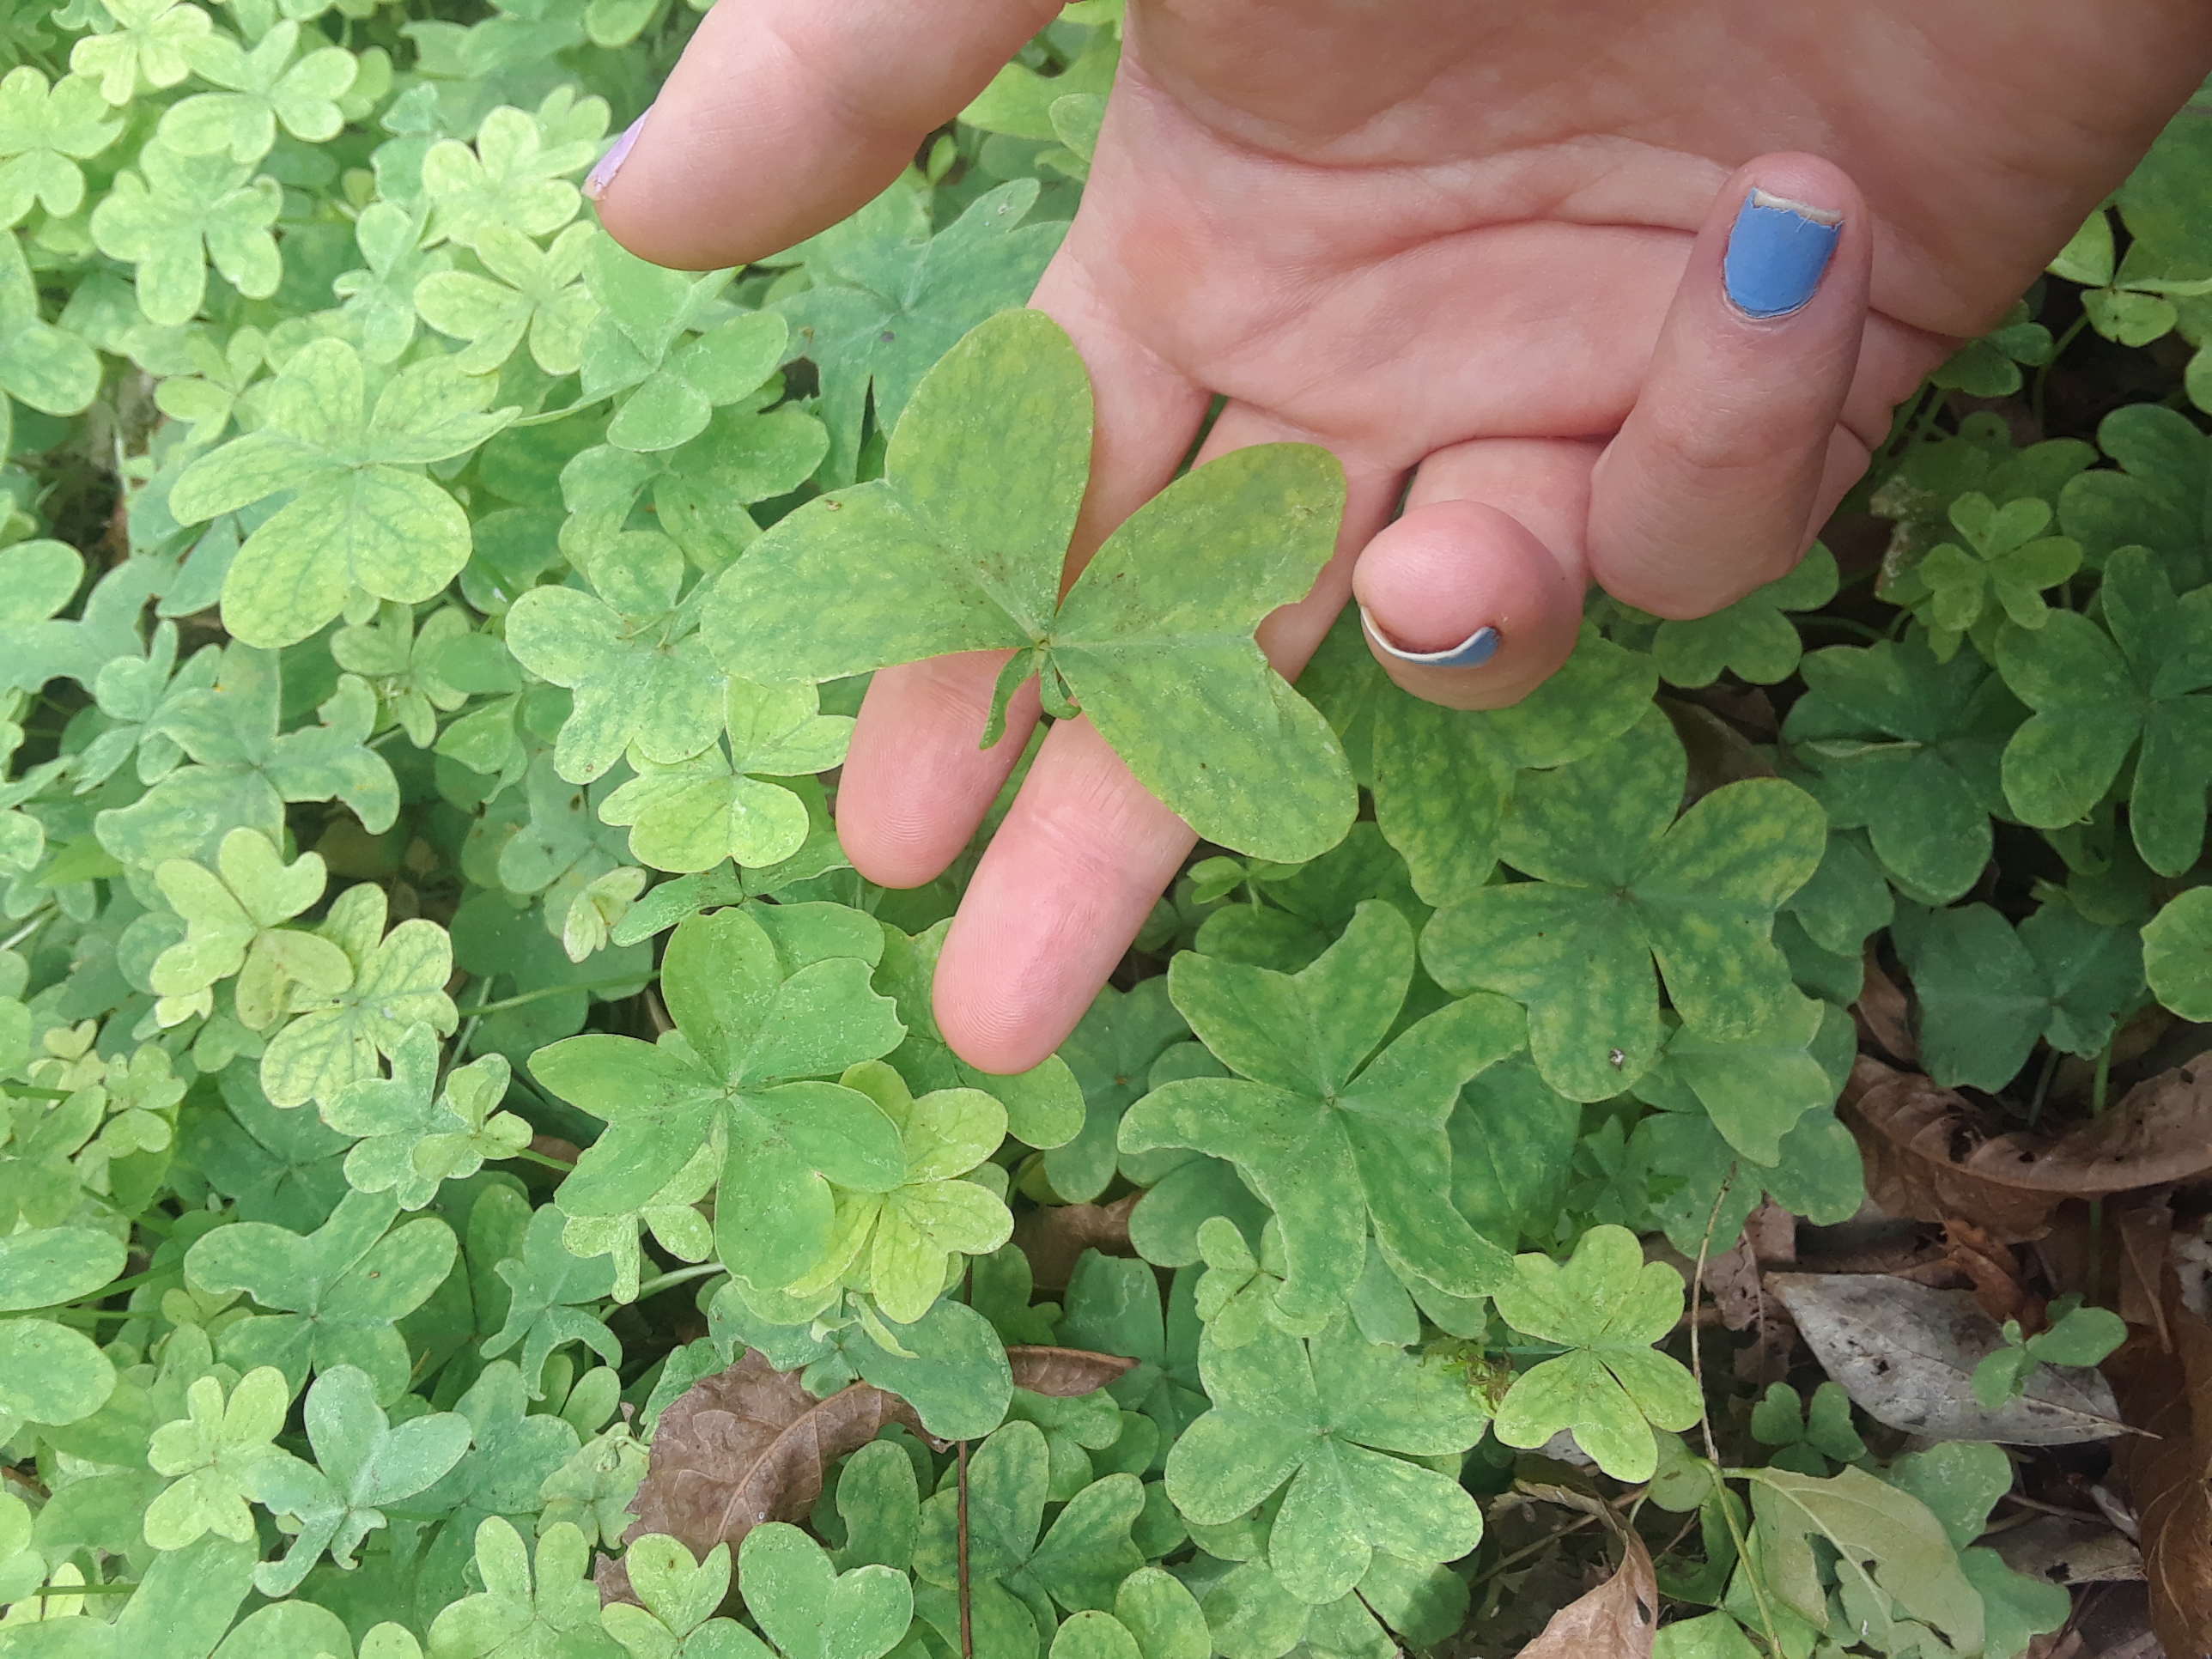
left=1351, top=500, right=1583, bottom=710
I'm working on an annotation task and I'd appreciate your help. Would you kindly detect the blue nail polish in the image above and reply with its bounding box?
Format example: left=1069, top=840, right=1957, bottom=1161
left=1360, top=608, right=1500, bottom=669
left=1723, top=189, right=1842, bottom=319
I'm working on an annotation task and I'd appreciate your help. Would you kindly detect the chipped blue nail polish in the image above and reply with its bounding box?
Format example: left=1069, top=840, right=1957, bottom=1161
left=1360, top=608, right=1500, bottom=669
left=1723, top=189, right=1842, bottom=319
left=586, top=110, right=647, bottom=200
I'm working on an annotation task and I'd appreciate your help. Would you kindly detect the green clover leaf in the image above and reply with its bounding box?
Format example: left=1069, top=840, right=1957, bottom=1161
left=574, top=239, right=788, bottom=453
left=156, top=19, right=356, bottom=165
left=185, top=1186, right=459, bottom=1401
left=781, top=1059, right=1012, bottom=1324
left=1651, top=544, right=1839, bottom=688
left=421, top=98, right=605, bottom=249
left=1165, top=1316, right=1489, bottom=1605
left=258, top=882, right=458, bottom=1109
left=0, top=1224, right=125, bottom=1310
left=531, top=906, right=906, bottom=1292
left=503, top=531, right=726, bottom=784
left=323, top=1022, right=526, bottom=1207
left=412, top=1359, right=584, bottom=1557
left=1121, top=902, right=1522, bottom=1322
left=1893, top=899, right=2146, bottom=1091
left=147, top=826, right=352, bottom=1030
left=0, top=1315, right=117, bottom=1441
left=1060, top=1252, right=1209, bottom=1448
left=1048, top=976, right=1188, bottom=1203
left=1637, top=994, right=1836, bottom=1165
left=1191, top=1216, right=1322, bottom=1349
left=427, top=1516, right=622, bottom=1659
left=483, top=1202, right=622, bottom=1396
left=1780, top=633, right=2019, bottom=902
left=709, top=308, right=1354, bottom=862
left=598, top=677, right=853, bottom=872
left=1048, top=1573, right=1208, bottom=1659
left=334, top=200, right=449, bottom=366
left=143, top=1364, right=310, bottom=1551
left=149, top=324, right=265, bottom=449
left=416, top=222, right=598, bottom=375
left=599, top=1534, right=742, bottom=1659
left=2059, top=402, right=2212, bottom=586
left=914, top=1419, right=1145, bottom=1642
left=1882, top=492, right=2081, bottom=660
left=68, top=0, right=214, bottom=104
left=538, top=1422, right=648, bottom=1550
left=1488, top=1224, right=1702, bottom=1483
left=1424, top=708, right=1825, bottom=1101
left=740, top=1521, right=915, bottom=1659
left=1, top=224, right=101, bottom=416
left=169, top=337, right=516, bottom=647
left=1995, top=546, right=2212, bottom=875
left=0, top=67, right=121, bottom=226
left=779, top=179, right=1066, bottom=482
left=94, top=644, right=398, bottom=871
left=88, top=137, right=279, bottom=326
left=1748, top=1379, right=1867, bottom=1474
left=560, top=1139, right=715, bottom=1304
left=2145, top=886, right=2212, bottom=1020
left=334, top=600, right=479, bottom=748
left=250, top=1362, right=471, bottom=1596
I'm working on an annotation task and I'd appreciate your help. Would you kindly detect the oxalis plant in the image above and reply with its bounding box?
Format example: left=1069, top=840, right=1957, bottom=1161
left=0, top=2, right=2205, bottom=1657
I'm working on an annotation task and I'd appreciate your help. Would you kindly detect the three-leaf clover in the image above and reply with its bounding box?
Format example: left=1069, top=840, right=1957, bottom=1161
left=1121, top=902, right=1522, bottom=1322
left=778, top=179, right=1066, bottom=481
left=143, top=1364, right=311, bottom=1551
left=250, top=1362, right=472, bottom=1596
left=1423, top=708, right=1825, bottom=1101
left=335, top=199, right=449, bottom=365
left=0, top=67, right=120, bottom=226
left=185, top=1186, right=459, bottom=1401
left=1781, top=634, right=2021, bottom=902
left=426, top=1516, right=621, bottom=1659
left=782, top=1059, right=1012, bottom=1323
left=2059, top=403, right=2212, bottom=586
left=560, top=1139, right=715, bottom=1304
left=1487, top=1224, right=1703, bottom=1483
left=416, top=222, right=598, bottom=375
left=1995, top=546, right=2212, bottom=875
left=599, top=1534, right=746, bottom=1659
left=147, top=826, right=352, bottom=1029
left=67, top=0, right=212, bottom=104
left=1882, top=492, right=2081, bottom=661
left=88, top=137, right=280, bottom=325
left=530, top=907, right=907, bottom=1293
left=422, top=100, right=601, bottom=249
left=913, top=1419, right=1145, bottom=1646
left=1165, top=1316, right=1490, bottom=1605
left=482, top=1202, right=622, bottom=1396
left=1970, top=1294, right=2128, bottom=1408
left=257, top=880, right=459, bottom=1109
left=155, top=19, right=356, bottom=164
left=1748, top=1380, right=1868, bottom=1476
left=1650, top=545, right=1840, bottom=688
left=502, top=530, right=726, bottom=785
left=169, top=337, right=517, bottom=648
left=709, top=308, right=1354, bottom=863
left=323, top=1022, right=527, bottom=1207
left=597, top=676, right=854, bottom=872
left=575, top=236, right=787, bottom=452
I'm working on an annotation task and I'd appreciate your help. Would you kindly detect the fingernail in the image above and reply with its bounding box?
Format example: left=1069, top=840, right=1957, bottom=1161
left=1360, top=606, right=1500, bottom=669
left=586, top=111, right=647, bottom=201
left=1723, top=188, right=1843, bottom=319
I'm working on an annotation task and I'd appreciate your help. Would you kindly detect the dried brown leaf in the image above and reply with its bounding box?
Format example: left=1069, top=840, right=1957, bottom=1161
left=1856, top=953, right=1918, bottom=1066
left=1846, top=1060, right=2212, bottom=1247
left=2114, top=1199, right=2173, bottom=1350
left=597, top=1349, right=924, bottom=1605
left=1510, top=1504, right=1656, bottom=1659
left=1942, top=1218, right=2033, bottom=1327
left=2110, top=1309, right=2212, bottom=1658
left=1006, top=1346, right=1139, bottom=1396
left=1012, top=1194, right=1138, bottom=1294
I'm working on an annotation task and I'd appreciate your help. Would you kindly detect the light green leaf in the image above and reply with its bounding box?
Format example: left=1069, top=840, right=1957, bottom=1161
left=2145, top=886, right=2212, bottom=1020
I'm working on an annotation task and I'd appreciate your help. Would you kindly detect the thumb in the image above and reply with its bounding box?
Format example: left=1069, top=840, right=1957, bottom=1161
left=588, top=0, right=1060, bottom=270
left=1587, top=153, right=1873, bottom=618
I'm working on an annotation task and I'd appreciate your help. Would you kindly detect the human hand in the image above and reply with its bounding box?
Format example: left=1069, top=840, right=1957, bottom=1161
left=591, top=0, right=2212, bottom=1072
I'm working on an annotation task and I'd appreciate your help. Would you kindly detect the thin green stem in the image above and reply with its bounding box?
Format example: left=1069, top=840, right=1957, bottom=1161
left=2033, top=313, right=2092, bottom=434
left=634, top=1261, right=727, bottom=1300
left=2027, top=1044, right=2062, bottom=1128
left=501, top=1147, right=578, bottom=1173
left=21, top=1583, right=137, bottom=1596
left=467, top=975, right=656, bottom=1017
left=0, top=908, right=55, bottom=954
left=3, top=1085, right=74, bottom=1101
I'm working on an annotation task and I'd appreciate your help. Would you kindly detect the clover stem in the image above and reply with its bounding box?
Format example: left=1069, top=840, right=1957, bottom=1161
left=633, top=1261, right=726, bottom=1300
left=957, top=1437, right=974, bottom=1659
left=0, top=906, right=53, bottom=954
left=1687, top=1164, right=1737, bottom=1467
left=503, top=1147, right=579, bottom=1173
left=465, top=974, right=658, bottom=1016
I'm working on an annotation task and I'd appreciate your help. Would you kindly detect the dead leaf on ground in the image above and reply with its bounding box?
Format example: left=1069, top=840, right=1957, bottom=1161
left=1012, top=1193, right=1138, bottom=1293
left=1841, top=1059, right=2212, bottom=1241
left=2108, top=1306, right=2212, bottom=1659
left=1006, top=1345, right=1139, bottom=1396
left=1856, top=953, right=1918, bottom=1065
left=1943, top=1218, right=2035, bottom=1327
left=596, top=1348, right=923, bottom=1605
left=1769, top=1273, right=2125, bottom=1443
left=1994, top=1514, right=2143, bottom=1589
left=1508, top=1490, right=1657, bottom=1659
left=2114, top=1200, right=2173, bottom=1349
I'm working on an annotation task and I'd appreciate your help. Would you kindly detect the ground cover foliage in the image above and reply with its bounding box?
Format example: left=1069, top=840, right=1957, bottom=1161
left=0, top=1, right=2207, bottom=1654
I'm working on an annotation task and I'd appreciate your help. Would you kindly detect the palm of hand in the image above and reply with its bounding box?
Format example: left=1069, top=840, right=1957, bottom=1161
left=599, top=0, right=2212, bottom=1071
